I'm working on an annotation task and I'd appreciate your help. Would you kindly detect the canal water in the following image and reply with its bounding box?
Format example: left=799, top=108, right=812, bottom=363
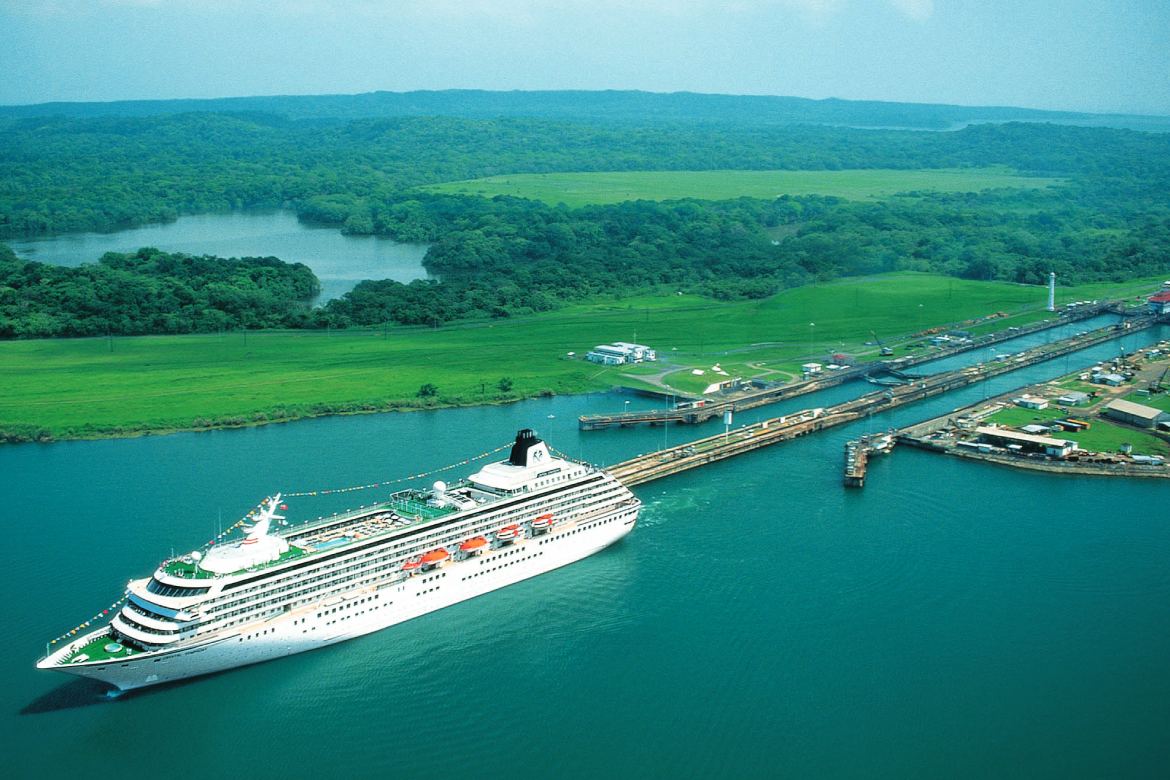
left=5, top=325, right=1169, bottom=778
left=5, top=211, right=430, bottom=303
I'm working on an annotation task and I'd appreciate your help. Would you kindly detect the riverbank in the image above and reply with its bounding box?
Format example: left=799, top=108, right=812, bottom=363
left=3, top=273, right=1164, bottom=443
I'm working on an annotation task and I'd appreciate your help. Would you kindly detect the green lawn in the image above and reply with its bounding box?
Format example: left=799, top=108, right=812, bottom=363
left=0, top=272, right=1163, bottom=440
left=985, top=406, right=1170, bottom=457
left=423, top=168, right=1062, bottom=207
left=1127, top=391, right=1170, bottom=412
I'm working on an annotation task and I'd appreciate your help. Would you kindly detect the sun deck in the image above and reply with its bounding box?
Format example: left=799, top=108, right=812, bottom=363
left=159, top=490, right=463, bottom=580
left=57, top=629, right=141, bottom=666
left=162, top=545, right=309, bottom=579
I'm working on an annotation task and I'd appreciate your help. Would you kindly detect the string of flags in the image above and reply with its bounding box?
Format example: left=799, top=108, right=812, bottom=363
left=283, top=442, right=512, bottom=498
left=49, top=590, right=130, bottom=647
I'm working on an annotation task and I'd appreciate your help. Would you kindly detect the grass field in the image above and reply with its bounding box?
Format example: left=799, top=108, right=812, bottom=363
left=985, top=405, right=1169, bottom=457
left=1, top=272, right=1163, bottom=441
left=423, top=168, right=1063, bottom=207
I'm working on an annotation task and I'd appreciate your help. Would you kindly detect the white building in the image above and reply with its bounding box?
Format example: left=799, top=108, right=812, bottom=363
left=586, top=342, right=657, bottom=365
left=611, top=342, right=657, bottom=362
left=585, top=345, right=628, bottom=365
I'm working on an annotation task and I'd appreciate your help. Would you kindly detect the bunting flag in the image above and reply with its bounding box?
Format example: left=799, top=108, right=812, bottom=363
left=48, top=590, right=130, bottom=646
left=283, top=442, right=511, bottom=498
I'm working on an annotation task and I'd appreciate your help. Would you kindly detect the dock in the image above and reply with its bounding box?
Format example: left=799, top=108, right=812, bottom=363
left=580, top=302, right=1127, bottom=430
left=843, top=440, right=868, bottom=487
left=606, top=315, right=1161, bottom=487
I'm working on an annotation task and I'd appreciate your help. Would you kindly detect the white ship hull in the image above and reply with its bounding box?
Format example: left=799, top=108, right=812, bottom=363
left=42, top=501, right=638, bottom=691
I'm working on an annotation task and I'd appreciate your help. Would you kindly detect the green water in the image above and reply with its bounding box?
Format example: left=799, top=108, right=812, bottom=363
left=5, top=325, right=1169, bottom=778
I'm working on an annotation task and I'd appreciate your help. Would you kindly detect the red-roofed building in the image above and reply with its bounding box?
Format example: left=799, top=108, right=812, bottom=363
left=1150, top=291, right=1170, bottom=315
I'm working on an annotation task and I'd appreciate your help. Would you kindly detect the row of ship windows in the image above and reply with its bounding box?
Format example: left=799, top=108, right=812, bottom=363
left=146, top=580, right=210, bottom=598
left=478, top=547, right=527, bottom=565
left=188, top=503, right=628, bottom=634
left=119, top=614, right=178, bottom=637
left=204, top=560, right=401, bottom=625
left=462, top=551, right=544, bottom=580
left=186, top=492, right=628, bottom=629
left=143, top=509, right=633, bottom=643
left=212, top=557, right=396, bottom=612
left=206, top=482, right=619, bottom=607
left=318, top=598, right=390, bottom=627
left=314, top=593, right=383, bottom=620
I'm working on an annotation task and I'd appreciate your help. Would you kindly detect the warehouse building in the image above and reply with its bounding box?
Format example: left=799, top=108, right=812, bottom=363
left=1102, top=398, right=1169, bottom=429
left=975, top=426, right=1077, bottom=457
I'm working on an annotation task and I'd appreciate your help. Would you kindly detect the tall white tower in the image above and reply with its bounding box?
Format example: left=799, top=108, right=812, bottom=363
left=1046, top=272, right=1056, bottom=312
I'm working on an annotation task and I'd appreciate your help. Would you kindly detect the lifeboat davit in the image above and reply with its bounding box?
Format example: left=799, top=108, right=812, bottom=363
left=460, top=536, right=488, bottom=555
left=531, top=513, right=554, bottom=534
left=496, top=524, right=521, bottom=544
left=402, top=558, right=421, bottom=574
left=420, top=548, right=450, bottom=569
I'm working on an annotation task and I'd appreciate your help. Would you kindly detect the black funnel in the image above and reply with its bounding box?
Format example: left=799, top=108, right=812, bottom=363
left=509, top=429, right=542, bottom=466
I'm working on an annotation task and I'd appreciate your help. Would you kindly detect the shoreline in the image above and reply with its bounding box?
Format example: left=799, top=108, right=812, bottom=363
left=0, top=391, right=558, bottom=445
left=899, top=436, right=1170, bottom=479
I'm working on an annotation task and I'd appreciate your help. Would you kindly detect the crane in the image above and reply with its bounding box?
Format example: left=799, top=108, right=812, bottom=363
left=1151, top=366, right=1169, bottom=394
left=871, top=330, right=894, bottom=356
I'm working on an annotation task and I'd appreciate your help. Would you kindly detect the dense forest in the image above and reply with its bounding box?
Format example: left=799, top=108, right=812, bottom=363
left=0, top=245, right=318, bottom=338
left=1, top=100, right=1169, bottom=337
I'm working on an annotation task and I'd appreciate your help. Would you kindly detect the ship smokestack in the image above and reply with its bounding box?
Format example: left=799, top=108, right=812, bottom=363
left=1046, top=272, right=1056, bottom=312
left=509, top=429, right=543, bottom=466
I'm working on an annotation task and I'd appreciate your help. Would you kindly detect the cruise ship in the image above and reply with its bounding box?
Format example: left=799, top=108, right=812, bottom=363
left=37, top=430, right=641, bottom=691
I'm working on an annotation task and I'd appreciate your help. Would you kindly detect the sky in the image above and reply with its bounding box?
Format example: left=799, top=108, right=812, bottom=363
left=2, top=0, right=1168, bottom=115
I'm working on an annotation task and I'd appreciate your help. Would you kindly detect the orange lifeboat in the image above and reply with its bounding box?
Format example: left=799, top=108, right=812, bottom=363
left=420, top=548, right=450, bottom=569
left=460, top=536, right=488, bottom=555
left=496, top=524, right=521, bottom=544
left=402, top=558, right=421, bottom=573
left=531, top=513, right=554, bottom=534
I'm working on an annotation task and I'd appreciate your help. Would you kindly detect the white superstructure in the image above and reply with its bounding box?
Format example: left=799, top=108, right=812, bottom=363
left=38, top=430, right=641, bottom=691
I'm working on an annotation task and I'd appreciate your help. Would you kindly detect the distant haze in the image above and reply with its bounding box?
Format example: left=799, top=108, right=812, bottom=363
left=1, top=1, right=1168, bottom=116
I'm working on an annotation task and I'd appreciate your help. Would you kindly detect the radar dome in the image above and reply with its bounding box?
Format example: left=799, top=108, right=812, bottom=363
left=433, top=480, right=447, bottom=492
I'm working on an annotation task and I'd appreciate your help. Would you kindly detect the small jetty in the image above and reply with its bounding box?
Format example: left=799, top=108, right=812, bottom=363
left=843, top=440, right=868, bottom=487
left=843, top=433, right=895, bottom=488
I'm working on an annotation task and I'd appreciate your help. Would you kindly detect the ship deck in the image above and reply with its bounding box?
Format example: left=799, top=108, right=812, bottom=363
left=160, top=491, right=463, bottom=580
left=58, top=629, right=141, bottom=665
left=163, top=545, right=309, bottom=579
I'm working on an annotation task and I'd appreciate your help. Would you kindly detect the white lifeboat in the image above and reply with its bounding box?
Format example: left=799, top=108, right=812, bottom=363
left=496, top=524, right=521, bottom=544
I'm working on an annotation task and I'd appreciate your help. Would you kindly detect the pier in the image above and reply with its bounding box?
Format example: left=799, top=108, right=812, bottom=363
left=581, top=302, right=1125, bottom=430
left=606, top=315, right=1161, bottom=487
left=843, top=440, right=868, bottom=487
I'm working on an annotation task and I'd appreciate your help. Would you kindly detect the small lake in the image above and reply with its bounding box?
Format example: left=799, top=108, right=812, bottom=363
left=5, top=211, right=431, bottom=302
